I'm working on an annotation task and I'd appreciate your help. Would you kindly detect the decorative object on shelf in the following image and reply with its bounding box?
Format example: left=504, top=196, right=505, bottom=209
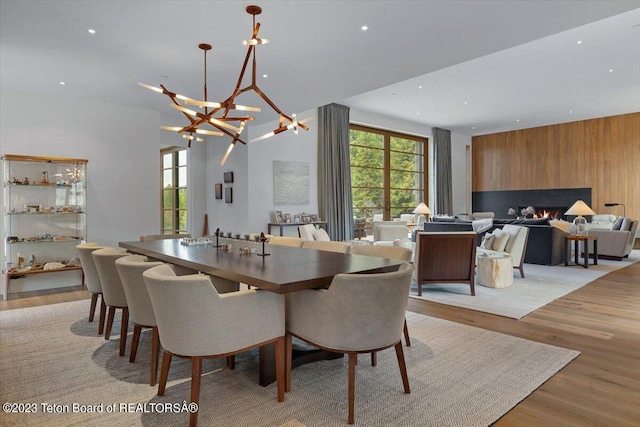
left=41, top=171, right=49, bottom=184
left=507, top=207, right=517, bottom=218
left=604, top=202, right=626, bottom=217
left=225, top=187, right=233, bottom=203
left=138, top=4, right=311, bottom=165
left=413, top=202, right=431, bottom=227
left=223, top=171, right=234, bottom=183
left=257, top=232, right=270, bottom=257
left=215, top=184, right=223, bottom=200
left=565, top=200, right=596, bottom=236
left=274, top=210, right=283, bottom=223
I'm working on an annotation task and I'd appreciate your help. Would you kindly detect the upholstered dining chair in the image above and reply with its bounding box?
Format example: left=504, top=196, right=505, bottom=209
left=350, top=244, right=413, bottom=364
left=301, top=240, right=350, bottom=253
left=92, top=247, right=130, bottom=356
left=268, top=236, right=305, bottom=247
left=285, top=263, right=414, bottom=424
left=143, top=264, right=286, bottom=427
left=115, top=254, right=164, bottom=386
left=76, top=243, right=107, bottom=334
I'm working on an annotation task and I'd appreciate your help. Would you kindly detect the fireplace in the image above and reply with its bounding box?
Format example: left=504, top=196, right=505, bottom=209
left=518, top=206, right=568, bottom=220
left=472, top=188, right=591, bottom=220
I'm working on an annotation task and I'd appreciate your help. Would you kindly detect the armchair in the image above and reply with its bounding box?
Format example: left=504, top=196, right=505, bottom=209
left=585, top=218, right=638, bottom=260
left=285, top=263, right=414, bottom=424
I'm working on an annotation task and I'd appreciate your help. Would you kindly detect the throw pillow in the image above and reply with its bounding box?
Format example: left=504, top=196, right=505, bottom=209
left=550, top=219, right=572, bottom=234
left=611, top=217, right=624, bottom=231
left=313, top=227, right=331, bottom=241
left=492, top=229, right=510, bottom=252
left=621, top=218, right=632, bottom=232
left=480, top=233, right=495, bottom=250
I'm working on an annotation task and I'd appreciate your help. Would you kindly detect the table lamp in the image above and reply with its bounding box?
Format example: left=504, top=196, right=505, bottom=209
left=413, top=202, right=431, bottom=228
left=565, top=200, right=595, bottom=236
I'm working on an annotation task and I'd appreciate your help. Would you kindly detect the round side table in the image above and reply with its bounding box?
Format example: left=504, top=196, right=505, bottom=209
left=477, top=253, right=513, bottom=288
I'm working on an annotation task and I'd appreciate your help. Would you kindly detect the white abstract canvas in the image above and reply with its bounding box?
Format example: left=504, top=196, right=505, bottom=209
left=273, top=160, right=310, bottom=205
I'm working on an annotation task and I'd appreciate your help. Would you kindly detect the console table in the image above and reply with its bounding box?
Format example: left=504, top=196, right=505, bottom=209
left=565, top=235, right=598, bottom=268
left=267, top=221, right=327, bottom=236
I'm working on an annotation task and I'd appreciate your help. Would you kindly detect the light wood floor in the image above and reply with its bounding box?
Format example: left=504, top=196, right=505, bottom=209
left=1, top=262, right=639, bottom=426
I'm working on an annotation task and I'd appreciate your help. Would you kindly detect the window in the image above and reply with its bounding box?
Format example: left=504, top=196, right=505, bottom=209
left=350, top=124, right=428, bottom=221
left=161, top=147, right=188, bottom=234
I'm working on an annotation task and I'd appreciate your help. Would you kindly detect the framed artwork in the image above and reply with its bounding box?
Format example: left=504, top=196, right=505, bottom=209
left=294, top=214, right=301, bottom=223
left=275, top=210, right=283, bottom=223
left=225, top=187, right=233, bottom=203
left=284, top=213, right=291, bottom=223
left=215, top=183, right=222, bottom=200
left=223, top=171, right=234, bottom=183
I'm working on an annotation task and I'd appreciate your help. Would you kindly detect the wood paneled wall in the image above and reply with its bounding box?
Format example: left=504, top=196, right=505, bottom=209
left=472, top=112, right=640, bottom=220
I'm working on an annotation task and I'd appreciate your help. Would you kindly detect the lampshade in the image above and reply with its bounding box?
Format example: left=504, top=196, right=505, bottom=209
left=565, top=200, right=595, bottom=216
left=413, top=203, right=431, bottom=215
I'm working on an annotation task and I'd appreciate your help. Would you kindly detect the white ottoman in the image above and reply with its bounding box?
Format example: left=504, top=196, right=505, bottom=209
left=477, top=253, right=513, bottom=288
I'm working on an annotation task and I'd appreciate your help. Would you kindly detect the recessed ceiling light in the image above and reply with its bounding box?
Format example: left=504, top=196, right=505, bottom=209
left=88, top=29, right=96, bottom=34
left=569, top=110, right=573, bottom=113
left=262, top=74, right=268, bottom=78
left=576, top=40, right=582, bottom=44
left=418, top=86, right=422, bottom=89
left=59, top=81, right=66, bottom=85
left=516, top=119, right=520, bottom=122
left=464, top=101, right=468, bottom=105
left=472, top=127, right=475, bottom=130
left=416, top=112, right=420, bottom=115
left=361, top=25, right=368, bottom=31
left=609, top=69, right=614, bottom=72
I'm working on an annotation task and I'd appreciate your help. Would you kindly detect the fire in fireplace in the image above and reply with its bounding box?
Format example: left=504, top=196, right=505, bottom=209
left=518, top=206, right=568, bottom=220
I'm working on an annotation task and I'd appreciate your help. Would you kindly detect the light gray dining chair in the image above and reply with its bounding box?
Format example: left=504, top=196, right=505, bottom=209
left=143, top=264, right=286, bottom=427
left=301, top=240, right=350, bottom=253
left=92, top=247, right=130, bottom=356
left=268, top=236, right=305, bottom=247
left=115, top=254, right=164, bottom=386
left=285, top=263, right=414, bottom=425
left=76, top=243, right=107, bottom=334
left=350, top=244, right=413, bottom=365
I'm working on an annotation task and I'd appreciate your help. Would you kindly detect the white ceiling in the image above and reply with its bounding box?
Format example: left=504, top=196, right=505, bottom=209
left=2, top=1, right=639, bottom=136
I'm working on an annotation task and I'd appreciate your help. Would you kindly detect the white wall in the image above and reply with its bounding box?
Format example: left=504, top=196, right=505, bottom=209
left=450, top=133, right=471, bottom=216
left=0, top=89, right=161, bottom=293
left=246, top=109, right=319, bottom=237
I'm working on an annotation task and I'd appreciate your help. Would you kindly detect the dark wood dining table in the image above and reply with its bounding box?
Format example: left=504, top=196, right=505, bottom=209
left=119, top=238, right=404, bottom=385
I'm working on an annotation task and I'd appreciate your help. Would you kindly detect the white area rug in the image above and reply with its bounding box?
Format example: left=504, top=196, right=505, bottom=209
left=0, top=300, right=579, bottom=426
left=410, top=249, right=640, bottom=319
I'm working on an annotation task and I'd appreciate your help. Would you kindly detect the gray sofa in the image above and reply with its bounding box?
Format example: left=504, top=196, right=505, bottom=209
left=584, top=218, right=638, bottom=260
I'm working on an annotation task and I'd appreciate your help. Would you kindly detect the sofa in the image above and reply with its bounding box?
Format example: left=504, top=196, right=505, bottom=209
left=417, top=217, right=569, bottom=265
left=372, top=221, right=408, bottom=245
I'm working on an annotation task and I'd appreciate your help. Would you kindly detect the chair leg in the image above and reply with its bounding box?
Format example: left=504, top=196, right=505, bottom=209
left=275, top=336, right=285, bottom=403
left=417, top=283, right=422, bottom=296
left=227, top=355, right=235, bottom=369
left=370, top=352, right=377, bottom=366
left=88, top=293, right=98, bottom=322
left=130, top=325, right=142, bottom=363
left=158, top=351, right=172, bottom=396
left=104, top=306, right=116, bottom=340
left=119, top=307, right=129, bottom=357
left=403, top=319, right=411, bottom=347
left=470, top=281, right=476, bottom=296
left=285, top=334, right=292, bottom=393
left=190, top=356, right=202, bottom=427
left=394, top=342, right=410, bottom=394
left=151, top=327, right=160, bottom=386
left=519, top=265, right=525, bottom=278
left=98, top=296, right=106, bottom=335
left=348, top=353, right=357, bottom=425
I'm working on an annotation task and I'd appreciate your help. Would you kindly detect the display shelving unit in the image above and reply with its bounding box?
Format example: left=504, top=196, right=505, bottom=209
left=1, top=154, right=88, bottom=300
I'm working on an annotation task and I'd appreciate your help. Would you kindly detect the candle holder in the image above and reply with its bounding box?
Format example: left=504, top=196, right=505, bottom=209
left=212, top=228, right=222, bottom=248
left=257, top=232, right=270, bottom=257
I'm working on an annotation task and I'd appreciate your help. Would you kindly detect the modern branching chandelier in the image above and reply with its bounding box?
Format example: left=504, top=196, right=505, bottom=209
left=139, top=4, right=310, bottom=165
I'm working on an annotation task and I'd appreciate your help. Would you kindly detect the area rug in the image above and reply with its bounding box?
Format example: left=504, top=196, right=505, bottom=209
left=0, top=300, right=579, bottom=426
left=410, top=249, right=640, bottom=319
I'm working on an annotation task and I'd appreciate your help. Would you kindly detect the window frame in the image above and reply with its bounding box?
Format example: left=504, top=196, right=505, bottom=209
left=160, top=147, right=188, bottom=235
left=349, top=124, right=429, bottom=221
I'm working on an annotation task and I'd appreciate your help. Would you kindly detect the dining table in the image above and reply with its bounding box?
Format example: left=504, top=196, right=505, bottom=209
left=119, top=237, right=404, bottom=385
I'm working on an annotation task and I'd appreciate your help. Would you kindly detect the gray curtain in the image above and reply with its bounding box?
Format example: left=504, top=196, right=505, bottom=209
left=318, top=103, right=353, bottom=241
left=434, top=127, right=453, bottom=215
